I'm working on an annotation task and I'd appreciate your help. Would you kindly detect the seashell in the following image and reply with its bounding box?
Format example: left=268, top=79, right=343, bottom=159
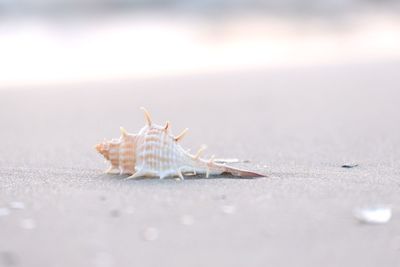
left=95, top=108, right=265, bottom=180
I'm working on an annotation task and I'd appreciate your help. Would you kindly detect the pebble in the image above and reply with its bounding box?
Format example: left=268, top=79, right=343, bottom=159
left=0, top=251, right=18, bottom=266
left=109, top=209, right=120, bottom=218
left=342, top=164, right=359, bottom=168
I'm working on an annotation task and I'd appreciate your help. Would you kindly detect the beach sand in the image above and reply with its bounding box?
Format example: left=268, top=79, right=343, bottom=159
left=0, top=61, right=400, bottom=266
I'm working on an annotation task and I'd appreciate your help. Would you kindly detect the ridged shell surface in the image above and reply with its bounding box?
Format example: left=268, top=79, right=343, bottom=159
left=95, top=108, right=264, bottom=179
left=135, top=125, right=195, bottom=178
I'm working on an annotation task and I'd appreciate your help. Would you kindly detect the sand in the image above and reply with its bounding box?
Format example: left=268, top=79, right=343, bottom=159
left=0, top=61, right=399, bottom=267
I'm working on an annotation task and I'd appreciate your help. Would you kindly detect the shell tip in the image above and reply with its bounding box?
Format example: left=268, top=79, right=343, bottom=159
left=192, top=145, right=207, bottom=159
left=140, top=107, right=152, bottom=126
left=164, top=121, right=170, bottom=131
left=120, top=126, right=128, bottom=137
left=174, top=128, right=189, bottom=142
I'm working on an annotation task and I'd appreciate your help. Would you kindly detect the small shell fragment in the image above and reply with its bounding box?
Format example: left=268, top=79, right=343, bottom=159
left=180, top=215, right=195, bottom=226
left=0, top=208, right=10, bottom=217
left=353, top=206, right=392, bottom=224
left=221, top=205, right=236, bottom=214
left=20, top=219, right=36, bottom=229
left=124, top=207, right=134, bottom=214
left=214, top=158, right=240, bottom=164
left=9, top=202, right=25, bottom=209
left=142, top=227, right=159, bottom=241
left=93, top=252, right=114, bottom=267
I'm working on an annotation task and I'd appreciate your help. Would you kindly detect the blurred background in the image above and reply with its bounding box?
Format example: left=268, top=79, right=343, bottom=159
left=2, top=2, right=400, bottom=267
left=1, top=0, right=400, bottom=88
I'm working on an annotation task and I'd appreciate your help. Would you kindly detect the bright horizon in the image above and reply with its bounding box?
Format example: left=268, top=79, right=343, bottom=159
left=1, top=12, right=400, bottom=88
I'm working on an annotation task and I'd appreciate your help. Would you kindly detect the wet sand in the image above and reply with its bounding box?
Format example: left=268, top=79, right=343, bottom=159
left=0, top=61, right=400, bottom=267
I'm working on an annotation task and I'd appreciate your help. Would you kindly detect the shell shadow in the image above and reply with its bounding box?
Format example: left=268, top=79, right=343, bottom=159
left=98, top=173, right=267, bottom=181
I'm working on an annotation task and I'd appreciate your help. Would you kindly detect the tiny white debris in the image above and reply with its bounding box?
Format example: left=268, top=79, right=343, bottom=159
left=20, top=219, right=36, bottom=229
left=124, top=207, right=134, bottom=214
left=142, top=227, right=158, bottom=241
left=214, top=158, right=240, bottom=164
left=0, top=208, right=10, bottom=217
left=221, top=205, right=236, bottom=214
left=9, top=202, right=25, bottom=209
left=93, top=252, right=114, bottom=267
left=180, top=215, right=195, bottom=226
left=354, top=206, right=392, bottom=224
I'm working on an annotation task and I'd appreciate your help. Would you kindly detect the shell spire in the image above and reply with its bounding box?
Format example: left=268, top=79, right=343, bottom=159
left=95, top=108, right=265, bottom=179
left=141, top=107, right=152, bottom=126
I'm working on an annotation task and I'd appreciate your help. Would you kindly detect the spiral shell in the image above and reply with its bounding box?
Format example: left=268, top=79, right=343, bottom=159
left=95, top=108, right=264, bottom=179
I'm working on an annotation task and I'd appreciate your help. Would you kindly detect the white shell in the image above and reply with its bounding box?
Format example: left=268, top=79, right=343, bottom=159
left=95, top=108, right=264, bottom=180
left=353, top=206, right=392, bottom=224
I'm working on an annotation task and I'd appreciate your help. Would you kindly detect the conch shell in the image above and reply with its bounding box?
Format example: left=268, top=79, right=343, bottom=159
left=95, top=108, right=264, bottom=179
